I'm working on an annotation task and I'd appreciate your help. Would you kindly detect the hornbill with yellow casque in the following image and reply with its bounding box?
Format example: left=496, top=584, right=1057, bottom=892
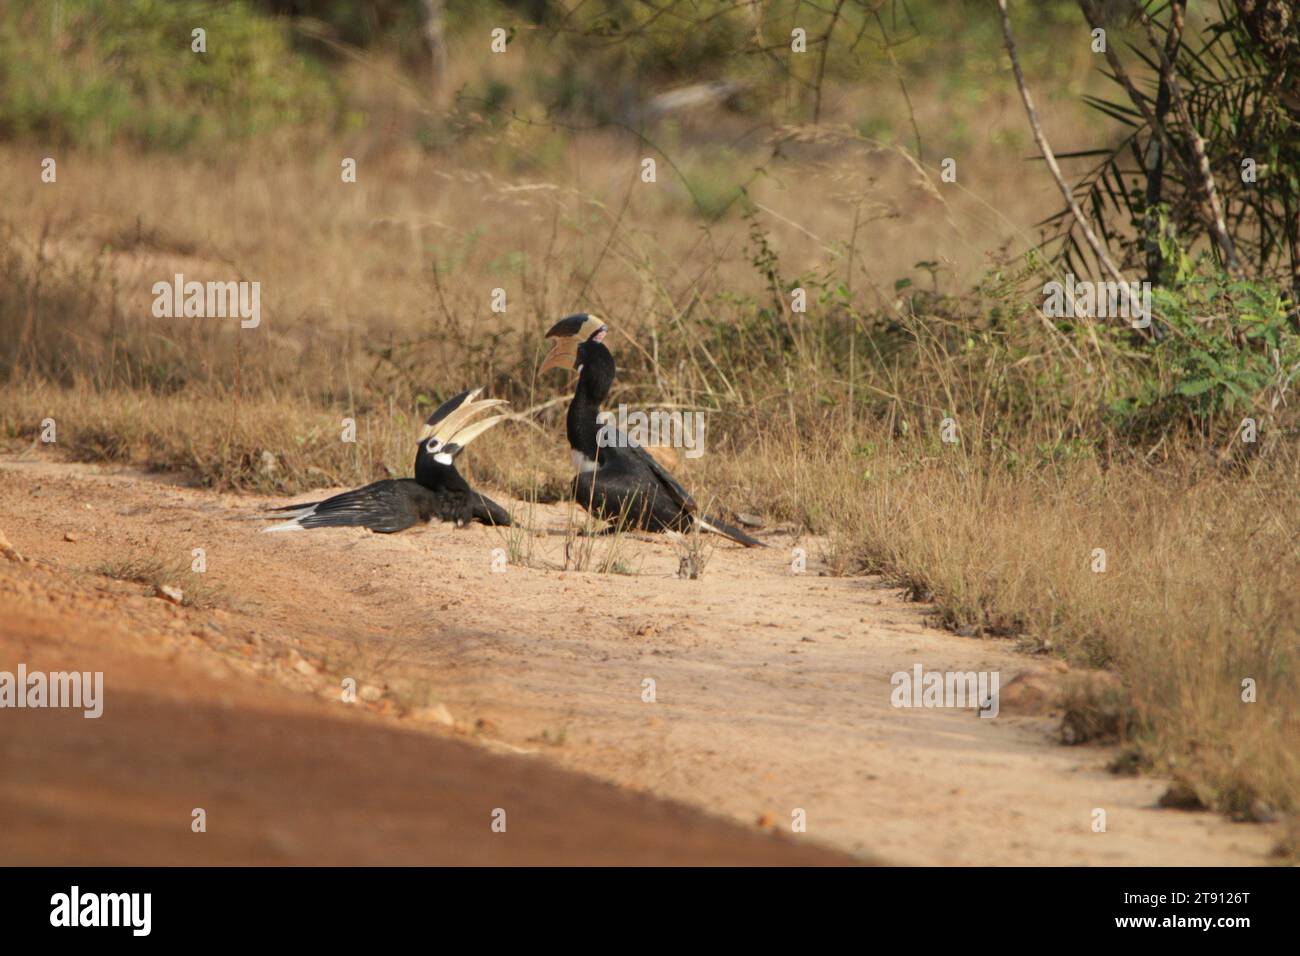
left=258, top=388, right=511, bottom=533
left=540, top=314, right=763, bottom=547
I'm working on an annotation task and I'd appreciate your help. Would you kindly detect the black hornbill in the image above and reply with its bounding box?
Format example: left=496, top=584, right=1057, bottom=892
left=540, top=313, right=763, bottom=547
left=259, top=388, right=512, bottom=533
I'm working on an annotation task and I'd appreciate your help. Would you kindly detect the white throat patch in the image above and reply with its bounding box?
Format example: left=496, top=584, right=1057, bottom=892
left=571, top=449, right=598, bottom=474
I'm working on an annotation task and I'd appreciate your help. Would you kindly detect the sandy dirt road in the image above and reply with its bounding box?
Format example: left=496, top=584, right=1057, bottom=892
left=0, top=452, right=1278, bottom=864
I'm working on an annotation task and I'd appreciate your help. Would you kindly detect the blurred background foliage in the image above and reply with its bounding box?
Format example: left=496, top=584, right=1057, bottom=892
left=0, top=0, right=339, bottom=148
left=1, top=0, right=1088, bottom=150
left=1, top=0, right=1295, bottom=446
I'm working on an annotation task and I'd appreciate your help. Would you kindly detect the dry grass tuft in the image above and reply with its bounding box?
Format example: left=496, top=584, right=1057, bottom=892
left=94, top=552, right=221, bottom=609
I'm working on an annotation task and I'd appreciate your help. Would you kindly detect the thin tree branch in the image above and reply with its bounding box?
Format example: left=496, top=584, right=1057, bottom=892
left=1133, top=1, right=1240, bottom=273
left=812, top=0, right=848, bottom=124
left=997, top=0, right=1130, bottom=290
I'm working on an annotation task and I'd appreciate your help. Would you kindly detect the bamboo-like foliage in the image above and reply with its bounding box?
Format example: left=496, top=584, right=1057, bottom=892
left=1047, top=1, right=1300, bottom=298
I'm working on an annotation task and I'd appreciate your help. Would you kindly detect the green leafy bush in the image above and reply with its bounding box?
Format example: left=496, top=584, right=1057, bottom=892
left=1109, top=267, right=1298, bottom=438
left=0, top=0, right=339, bottom=149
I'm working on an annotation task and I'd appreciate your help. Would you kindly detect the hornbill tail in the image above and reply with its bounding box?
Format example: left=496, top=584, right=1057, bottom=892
left=234, top=501, right=324, bottom=521
left=696, top=515, right=766, bottom=548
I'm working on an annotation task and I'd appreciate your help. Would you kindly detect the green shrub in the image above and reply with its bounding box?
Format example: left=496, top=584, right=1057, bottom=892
left=1108, top=266, right=1298, bottom=440
left=0, top=0, right=339, bottom=149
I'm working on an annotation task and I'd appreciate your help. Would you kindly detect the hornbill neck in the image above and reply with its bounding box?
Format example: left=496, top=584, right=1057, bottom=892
left=566, top=342, right=615, bottom=459
left=413, top=445, right=467, bottom=490
left=566, top=389, right=601, bottom=460
left=414, top=444, right=435, bottom=486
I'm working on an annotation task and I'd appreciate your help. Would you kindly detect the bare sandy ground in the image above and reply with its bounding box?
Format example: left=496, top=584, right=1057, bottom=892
left=0, top=452, right=1279, bottom=865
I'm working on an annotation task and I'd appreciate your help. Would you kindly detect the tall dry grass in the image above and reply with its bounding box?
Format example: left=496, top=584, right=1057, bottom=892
left=765, top=438, right=1297, bottom=823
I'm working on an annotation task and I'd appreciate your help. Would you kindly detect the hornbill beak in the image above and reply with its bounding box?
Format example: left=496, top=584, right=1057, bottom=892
left=417, top=387, right=509, bottom=453
left=540, top=313, right=608, bottom=374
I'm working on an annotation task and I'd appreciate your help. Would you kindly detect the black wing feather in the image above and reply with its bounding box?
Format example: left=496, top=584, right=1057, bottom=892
left=291, top=479, right=428, bottom=534
left=611, top=427, right=696, bottom=513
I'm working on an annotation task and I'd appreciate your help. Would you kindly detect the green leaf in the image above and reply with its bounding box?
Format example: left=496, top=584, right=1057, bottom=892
left=1223, top=380, right=1251, bottom=404
left=1176, top=378, right=1217, bottom=397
